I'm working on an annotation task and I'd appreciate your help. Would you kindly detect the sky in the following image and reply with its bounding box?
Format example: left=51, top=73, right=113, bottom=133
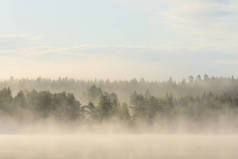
left=0, top=0, right=238, bottom=81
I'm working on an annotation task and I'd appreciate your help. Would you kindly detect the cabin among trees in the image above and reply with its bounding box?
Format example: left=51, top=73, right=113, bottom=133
left=1, top=75, right=238, bottom=130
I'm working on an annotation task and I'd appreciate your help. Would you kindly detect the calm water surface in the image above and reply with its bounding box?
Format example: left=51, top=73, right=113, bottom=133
left=0, top=134, right=237, bottom=159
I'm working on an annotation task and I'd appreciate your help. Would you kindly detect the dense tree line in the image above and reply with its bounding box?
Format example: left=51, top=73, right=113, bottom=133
left=1, top=75, right=238, bottom=104
left=1, top=81, right=238, bottom=130
left=0, top=88, right=81, bottom=122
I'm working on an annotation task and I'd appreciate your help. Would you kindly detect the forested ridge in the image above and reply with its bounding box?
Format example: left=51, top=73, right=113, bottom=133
left=1, top=75, right=238, bottom=131
left=1, top=75, right=238, bottom=103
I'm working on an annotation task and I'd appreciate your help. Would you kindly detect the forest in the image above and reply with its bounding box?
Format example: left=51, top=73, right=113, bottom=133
left=1, top=75, right=238, bottom=132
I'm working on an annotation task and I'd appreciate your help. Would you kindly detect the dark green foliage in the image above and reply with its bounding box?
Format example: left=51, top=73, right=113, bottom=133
left=0, top=88, right=13, bottom=114
left=14, top=91, right=26, bottom=108
left=0, top=88, right=81, bottom=121
left=96, top=92, right=120, bottom=121
left=1, top=75, right=238, bottom=128
left=2, top=75, right=238, bottom=104
left=87, top=85, right=103, bottom=102
left=130, top=91, right=173, bottom=121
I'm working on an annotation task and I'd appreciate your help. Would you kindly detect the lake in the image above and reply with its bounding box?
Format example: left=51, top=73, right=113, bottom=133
left=0, top=134, right=237, bottom=159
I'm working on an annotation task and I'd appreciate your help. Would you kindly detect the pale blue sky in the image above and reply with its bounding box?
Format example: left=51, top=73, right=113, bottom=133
left=0, top=0, right=238, bottom=80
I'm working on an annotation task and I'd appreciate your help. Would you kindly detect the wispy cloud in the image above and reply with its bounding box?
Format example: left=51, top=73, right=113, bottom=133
left=0, top=45, right=184, bottom=80
left=115, top=0, right=238, bottom=50
left=164, top=0, right=238, bottom=27
left=163, top=1, right=238, bottom=50
left=0, top=34, right=43, bottom=51
left=0, top=34, right=41, bottom=40
left=1, top=0, right=238, bottom=80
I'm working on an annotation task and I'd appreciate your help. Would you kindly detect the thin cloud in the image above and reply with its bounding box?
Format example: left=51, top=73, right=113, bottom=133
left=0, top=34, right=41, bottom=40
left=115, top=0, right=238, bottom=50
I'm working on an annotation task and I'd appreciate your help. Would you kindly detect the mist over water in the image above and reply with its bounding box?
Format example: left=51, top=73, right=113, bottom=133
left=1, top=77, right=238, bottom=158
left=1, top=134, right=238, bottom=159
left=2, top=0, right=238, bottom=157
left=1, top=118, right=238, bottom=159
